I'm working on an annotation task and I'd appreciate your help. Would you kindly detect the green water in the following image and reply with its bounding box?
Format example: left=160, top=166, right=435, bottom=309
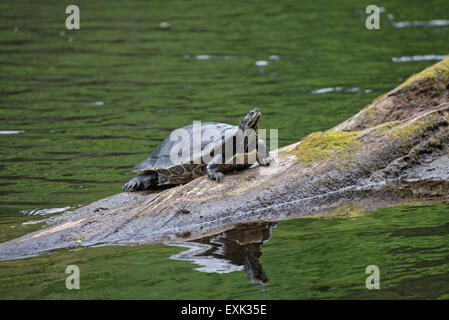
left=0, top=204, right=448, bottom=299
left=1, top=0, right=449, bottom=299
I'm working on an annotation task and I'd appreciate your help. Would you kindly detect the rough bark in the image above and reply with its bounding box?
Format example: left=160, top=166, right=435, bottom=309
left=1, top=57, right=449, bottom=261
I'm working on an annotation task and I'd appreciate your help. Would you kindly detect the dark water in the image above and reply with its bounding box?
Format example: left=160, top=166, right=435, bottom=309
left=1, top=0, right=449, bottom=299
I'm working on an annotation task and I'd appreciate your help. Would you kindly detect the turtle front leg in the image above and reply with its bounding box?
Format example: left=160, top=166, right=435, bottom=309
left=206, top=155, right=224, bottom=182
left=123, top=173, right=157, bottom=192
left=257, top=139, right=274, bottom=166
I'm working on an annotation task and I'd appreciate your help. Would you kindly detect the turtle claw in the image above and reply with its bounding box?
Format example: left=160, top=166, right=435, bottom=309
left=209, top=172, right=224, bottom=182
left=123, top=179, right=139, bottom=192
left=123, top=174, right=157, bottom=192
left=259, top=156, right=276, bottom=166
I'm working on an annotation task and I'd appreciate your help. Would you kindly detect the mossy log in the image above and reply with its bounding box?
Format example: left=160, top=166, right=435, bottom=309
left=2, top=57, right=449, bottom=260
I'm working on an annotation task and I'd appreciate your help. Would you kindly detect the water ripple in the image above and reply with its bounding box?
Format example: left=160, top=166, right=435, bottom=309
left=393, top=20, right=449, bottom=28
left=0, top=130, right=24, bottom=135
left=391, top=55, right=447, bottom=63
left=20, top=206, right=71, bottom=216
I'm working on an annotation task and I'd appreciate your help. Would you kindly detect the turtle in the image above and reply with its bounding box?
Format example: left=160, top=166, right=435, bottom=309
left=122, top=108, right=273, bottom=191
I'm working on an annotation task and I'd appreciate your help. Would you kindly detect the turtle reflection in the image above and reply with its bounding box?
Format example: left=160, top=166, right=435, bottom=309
left=169, top=222, right=275, bottom=285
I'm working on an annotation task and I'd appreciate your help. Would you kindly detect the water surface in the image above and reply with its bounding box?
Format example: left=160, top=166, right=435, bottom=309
left=1, top=204, right=448, bottom=299
left=1, top=0, right=449, bottom=299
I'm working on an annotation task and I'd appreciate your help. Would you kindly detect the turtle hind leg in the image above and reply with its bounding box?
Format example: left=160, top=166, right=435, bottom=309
left=122, top=172, right=158, bottom=192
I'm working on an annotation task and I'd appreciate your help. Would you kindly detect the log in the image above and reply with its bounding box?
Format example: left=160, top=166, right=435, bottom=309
left=1, top=57, right=449, bottom=261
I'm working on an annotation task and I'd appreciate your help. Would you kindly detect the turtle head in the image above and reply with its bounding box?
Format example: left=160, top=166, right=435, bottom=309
left=239, top=108, right=261, bottom=132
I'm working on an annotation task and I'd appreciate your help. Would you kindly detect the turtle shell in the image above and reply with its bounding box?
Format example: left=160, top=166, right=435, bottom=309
left=134, top=122, right=238, bottom=185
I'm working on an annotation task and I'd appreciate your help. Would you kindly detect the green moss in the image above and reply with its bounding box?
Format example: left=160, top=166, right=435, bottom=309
left=388, top=114, right=442, bottom=141
left=374, top=121, right=399, bottom=132
left=388, top=122, right=424, bottom=141
left=310, top=204, right=365, bottom=219
left=364, top=106, right=377, bottom=118
left=368, top=57, right=449, bottom=114
left=382, top=112, right=449, bottom=156
left=286, top=131, right=360, bottom=166
left=399, top=56, right=449, bottom=89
